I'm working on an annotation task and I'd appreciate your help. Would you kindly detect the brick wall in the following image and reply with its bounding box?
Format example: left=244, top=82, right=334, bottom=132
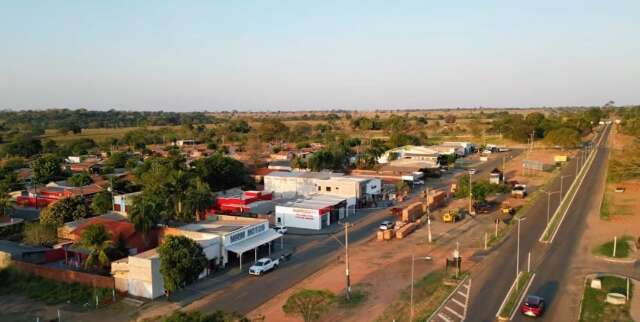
left=12, top=260, right=115, bottom=289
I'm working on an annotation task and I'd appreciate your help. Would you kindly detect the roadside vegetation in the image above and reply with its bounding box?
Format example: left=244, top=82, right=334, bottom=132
left=282, top=288, right=336, bottom=322
left=0, top=265, right=111, bottom=306
left=498, top=271, right=533, bottom=319
left=376, top=270, right=467, bottom=322
left=593, top=236, right=634, bottom=259
left=163, top=310, right=249, bottom=322
left=580, top=275, right=634, bottom=322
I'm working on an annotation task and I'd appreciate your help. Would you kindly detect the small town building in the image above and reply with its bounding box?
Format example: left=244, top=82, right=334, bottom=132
left=111, top=215, right=282, bottom=299
left=113, top=191, right=142, bottom=216
left=264, top=171, right=381, bottom=212
left=489, top=168, right=504, bottom=185
left=275, top=195, right=347, bottom=230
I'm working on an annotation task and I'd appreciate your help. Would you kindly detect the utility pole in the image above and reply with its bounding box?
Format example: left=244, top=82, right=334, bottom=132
left=515, top=217, right=526, bottom=278
left=410, top=255, right=432, bottom=322
left=541, top=190, right=560, bottom=226
left=426, top=187, right=432, bottom=243
left=468, top=172, right=473, bottom=215
left=345, top=223, right=351, bottom=301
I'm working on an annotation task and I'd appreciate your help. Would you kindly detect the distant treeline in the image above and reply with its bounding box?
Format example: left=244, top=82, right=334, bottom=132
left=0, top=109, right=217, bottom=133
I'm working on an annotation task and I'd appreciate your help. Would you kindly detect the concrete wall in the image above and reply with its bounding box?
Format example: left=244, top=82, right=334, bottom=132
left=128, top=255, right=164, bottom=299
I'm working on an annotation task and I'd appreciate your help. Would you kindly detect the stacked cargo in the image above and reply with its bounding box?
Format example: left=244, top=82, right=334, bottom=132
left=402, top=202, right=423, bottom=222
left=396, top=222, right=417, bottom=239
left=383, top=229, right=394, bottom=240
left=423, top=190, right=447, bottom=212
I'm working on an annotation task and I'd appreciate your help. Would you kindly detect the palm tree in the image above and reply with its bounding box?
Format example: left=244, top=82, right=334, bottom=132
left=183, top=179, right=213, bottom=222
left=129, top=193, right=161, bottom=244
left=167, top=170, right=192, bottom=217
left=80, top=224, right=113, bottom=272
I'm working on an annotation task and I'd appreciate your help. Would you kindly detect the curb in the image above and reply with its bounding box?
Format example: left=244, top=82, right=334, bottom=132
left=496, top=272, right=536, bottom=320
left=593, top=255, right=638, bottom=264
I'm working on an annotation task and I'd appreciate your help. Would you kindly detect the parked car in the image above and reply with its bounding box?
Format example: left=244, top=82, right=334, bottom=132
left=249, top=257, right=280, bottom=276
left=473, top=201, right=495, bottom=214
left=482, top=149, right=493, bottom=154
left=511, top=184, right=528, bottom=198
left=379, top=220, right=395, bottom=231
left=468, top=168, right=478, bottom=175
left=520, top=295, right=545, bottom=317
left=274, top=225, right=288, bottom=234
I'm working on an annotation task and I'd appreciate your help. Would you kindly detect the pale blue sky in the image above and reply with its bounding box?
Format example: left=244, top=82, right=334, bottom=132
left=1, top=1, right=638, bottom=111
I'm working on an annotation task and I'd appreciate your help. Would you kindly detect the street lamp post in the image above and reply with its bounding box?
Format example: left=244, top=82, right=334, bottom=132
left=468, top=172, right=473, bottom=215
left=515, top=217, right=526, bottom=278
left=410, top=254, right=433, bottom=322
left=541, top=190, right=560, bottom=226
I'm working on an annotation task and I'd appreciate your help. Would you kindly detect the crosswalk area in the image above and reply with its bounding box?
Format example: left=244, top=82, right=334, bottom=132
left=428, top=277, right=471, bottom=322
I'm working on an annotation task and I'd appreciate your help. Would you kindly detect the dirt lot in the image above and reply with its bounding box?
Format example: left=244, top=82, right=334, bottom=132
left=590, top=127, right=639, bottom=253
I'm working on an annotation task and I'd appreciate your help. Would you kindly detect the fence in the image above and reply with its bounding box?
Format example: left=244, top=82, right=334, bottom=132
left=12, top=260, right=115, bottom=289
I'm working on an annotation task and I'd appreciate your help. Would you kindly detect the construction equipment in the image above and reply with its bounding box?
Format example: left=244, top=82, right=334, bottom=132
left=442, top=208, right=464, bottom=223
left=501, top=203, right=515, bottom=216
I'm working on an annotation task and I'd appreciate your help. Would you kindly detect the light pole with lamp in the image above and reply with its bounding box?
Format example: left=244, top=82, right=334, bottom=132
left=330, top=223, right=354, bottom=301
left=515, top=217, right=527, bottom=278
left=410, top=254, right=433, bottom=322
left=540, top=190, right=560, bottom=226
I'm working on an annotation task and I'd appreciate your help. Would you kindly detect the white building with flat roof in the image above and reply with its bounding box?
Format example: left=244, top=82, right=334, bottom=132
left=111, top=215, right=282, bottom=299
left=264, top=171, right=381, bottom=212
left=275, top=195, right=347, bottom=230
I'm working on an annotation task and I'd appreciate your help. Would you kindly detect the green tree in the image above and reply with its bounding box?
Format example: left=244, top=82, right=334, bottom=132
left=544, top=127, right=581, bottom=149
left=193, top=154, right=250, bottom=191
left=1, top=135, right=42, bottom=157
left=282, top=289, right=336, bottom=322
left=68, top=172, right=93, bottom=187
left=0, top=187, right=14, bottom=217
left=182, top=179, right=213, bottom=222
left=79, top=224, right=113, bottom=271
left=158, top=235, right=208, bottom=293
left=129, top=192, right=163, bottom=239
left=163, top=310, right=248, bottom=322
left=91, top=190, right=113, bottom=214
left=31, top=154, right=64, bottom=185
left=39, top=196, right=92, bottom=227
left=23, top=222, right=58, bottom=247
left=107, top=152, right=129, bottom=168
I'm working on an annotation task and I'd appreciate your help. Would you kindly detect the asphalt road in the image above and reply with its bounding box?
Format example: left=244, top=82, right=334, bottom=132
left=511, top=125, right=612, bottom=322
left=179, top=149, right=521, bottom=315
left=466, top=126, right=609, bottom=322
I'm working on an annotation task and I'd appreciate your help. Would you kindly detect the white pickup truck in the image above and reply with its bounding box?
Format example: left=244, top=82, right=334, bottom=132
left=249, top=257, right=280, bottom=276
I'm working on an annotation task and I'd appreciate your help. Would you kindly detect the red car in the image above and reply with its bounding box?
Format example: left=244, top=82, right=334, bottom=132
left=520, top=295, right=545, bottom=317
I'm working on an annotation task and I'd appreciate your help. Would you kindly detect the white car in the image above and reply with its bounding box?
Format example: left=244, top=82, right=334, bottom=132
left=379, top=220, right=395, bottom=231
left=249, top=257, right=280, bottom=276
left=468, top=168, right=478, bottom=175
left=275, top=225, right=288, bottom=234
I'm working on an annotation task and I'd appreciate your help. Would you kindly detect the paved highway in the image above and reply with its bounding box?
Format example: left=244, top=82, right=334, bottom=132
left=466, top=126, right=609, bottom=322
left=511, top=125, right=612, bottom=322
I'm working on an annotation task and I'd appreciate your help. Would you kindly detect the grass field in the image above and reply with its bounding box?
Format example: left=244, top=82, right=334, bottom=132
left=0, top=265, right=111, bottom=306
left=580, top=276, right=634, bottom=322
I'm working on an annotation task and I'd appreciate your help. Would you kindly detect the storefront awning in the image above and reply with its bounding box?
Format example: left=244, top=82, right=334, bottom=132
left=225, top=229, right=283, bottom=255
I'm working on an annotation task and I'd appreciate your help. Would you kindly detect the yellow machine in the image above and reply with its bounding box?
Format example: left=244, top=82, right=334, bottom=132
left=501, top=203, right=515, bottom=216
left=442, top=208, right=462, bottom=223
